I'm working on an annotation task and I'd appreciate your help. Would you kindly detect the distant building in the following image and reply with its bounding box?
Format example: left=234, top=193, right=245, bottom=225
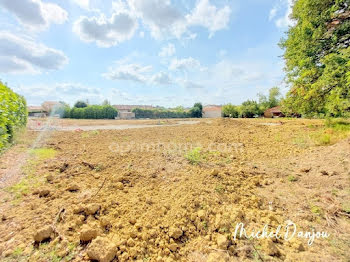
left=27, top=106, right=47, bottom=117
left=113, top=105, right=155, bottom=119
left=264, top=106, right=284, bottom=118
left=42, top=101, right=61, bottom=113
left=202, top=105, right=222, bottom=118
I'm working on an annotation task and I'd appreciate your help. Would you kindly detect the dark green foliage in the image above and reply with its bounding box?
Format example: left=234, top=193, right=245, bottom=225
left=132, top=108, right=190, bottom=119
left=190, top=103, right=203, bottom=118
left=63, top=105, right=118, bottom=119
left=74, top=100, right=88, bottom=108
left=258, top=87, right=282, bottom=112
left=281, top=0, right=350, bottom=117
left=132, top=103, right=203, bottom=119
left=0, top=81, right=27, bottom=151
left=240, top=100, right=262, bottom=118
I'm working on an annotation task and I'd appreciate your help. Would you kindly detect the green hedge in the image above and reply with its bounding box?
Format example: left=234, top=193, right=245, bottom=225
left=0, top=82, right=27, bottom=151
left=132, top=103, right=203, bottom=119
left=63, top=105, right=118, bottom=119
left=132, top=108, right=190, bottom=119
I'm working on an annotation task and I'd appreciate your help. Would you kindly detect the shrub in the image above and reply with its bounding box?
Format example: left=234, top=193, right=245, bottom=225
left=0, top=81, right=27, bottom=151
left=222, top=104, right=239, bottom=118
left=190, top=103, right=203, bottom=118
left=184, top=147, right=202, bottom=165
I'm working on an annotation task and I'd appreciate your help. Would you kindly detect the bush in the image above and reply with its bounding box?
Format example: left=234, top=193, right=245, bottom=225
left=190, top=103, right=203, bottom=118
left=240, top=100, right=262, bottom=118
left=63, top=105, right=118, bottom=119
left=0, top=82, right=27, bottom=151
left=222, top=104, right=239, bottom=118
left=184, top=147, right=202, bottom=165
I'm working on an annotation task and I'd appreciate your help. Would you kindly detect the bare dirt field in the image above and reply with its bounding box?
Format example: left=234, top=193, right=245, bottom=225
left=0, top=118, right=349, bottom=262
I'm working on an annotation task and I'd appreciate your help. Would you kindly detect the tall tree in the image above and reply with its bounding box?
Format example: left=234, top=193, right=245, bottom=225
left=280, top=0, right=350, bottom=117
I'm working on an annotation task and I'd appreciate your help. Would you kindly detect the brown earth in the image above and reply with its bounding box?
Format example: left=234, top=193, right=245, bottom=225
left=0, top=118, right=349, bottom=262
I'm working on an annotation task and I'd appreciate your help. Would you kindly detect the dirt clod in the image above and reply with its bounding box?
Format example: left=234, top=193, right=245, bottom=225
left=85, top=204, right=100, bottom=215
left=34, top=225, right=53, bottom=243
left=38, top=188, right=50, bottom=197
left=169, top=227, right=183, bottom=239
left=87, top=237, right=116, bottom=262
left=216, top=234, right=229, bottom=249
left=66, top=184, right=79, bottom=192
left=79, top=225, right=98, bottom=242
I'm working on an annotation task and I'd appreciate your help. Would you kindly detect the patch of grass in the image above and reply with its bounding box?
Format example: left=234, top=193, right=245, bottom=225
left=292, top=136, right=311, bottom=148
left=81, top=132, right=90, bottom=138
left=82, top=130, right=100, bottom=138
left=312, top=119, right=350, bottom=146
left=288, top=175, right=298, bottom=182
left=94, top=164, right=104, bottom=172
left=342, top=203, right=350, bottom=213
left=36, top=241, right=77, bottom=262
left=218, top=227, right=229, bottom=233
left=310, top=205, right=323, bottom=215
left=215, top=184, right=225, bottom=194
left=318, top=133, right=331, bottom=145
left=184, top=147, right=202, bottom=165
left=325, top=118, right=350, bottom=131
left=6, top=179, right=30, bottom=199
left=274, top=133, right=282, bottom=142
left=202, top=221, right=208, bottom=230
left=29, top=148, right=56, bottom=160
left=5, top=148, right=55, bottom=201
left=12, top=247, right=23, bottom=257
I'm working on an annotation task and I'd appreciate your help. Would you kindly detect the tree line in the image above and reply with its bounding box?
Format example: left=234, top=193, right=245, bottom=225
left=133, top=103, right=203, bottom=119
left=222, top=87, right=282, bottom=118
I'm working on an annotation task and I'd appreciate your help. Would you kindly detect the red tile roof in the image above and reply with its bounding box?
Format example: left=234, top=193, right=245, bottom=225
left=203, top=106, right=222, bottom=112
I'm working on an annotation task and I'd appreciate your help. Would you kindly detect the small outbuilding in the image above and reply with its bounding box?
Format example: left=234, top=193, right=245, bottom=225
left=202, top=105, right=222, bottom=118
left=113, top=105, right=155, bottom=120
left=264, top=106, right=284, bottom=118
left=27, top=106, right=47, bottom=117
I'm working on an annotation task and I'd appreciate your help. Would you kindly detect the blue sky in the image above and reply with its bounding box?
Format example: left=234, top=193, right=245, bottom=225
left=0, top=0, right=294, bottom=107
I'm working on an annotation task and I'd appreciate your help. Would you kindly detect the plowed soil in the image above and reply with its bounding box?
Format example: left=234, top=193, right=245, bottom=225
left=0, top=118, right=349, bottom=262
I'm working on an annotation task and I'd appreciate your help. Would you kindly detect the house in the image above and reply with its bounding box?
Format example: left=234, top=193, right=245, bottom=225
left=113, top=105, right=155, bottom=119
left=27, top=106, right=47, bottom=117
left=202, top=105, right=222, bottom=118
left=264, top=106, right=285, bottom=118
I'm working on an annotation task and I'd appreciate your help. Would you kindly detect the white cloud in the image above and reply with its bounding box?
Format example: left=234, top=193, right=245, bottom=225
left=73, top=11, right=138, bottom=47
left=15, top=82, right=102, bottom=105
left=151, top=72, right=172, bottom=85
left=0, top=0, right=68, bottom=31
left=128, top=0, right=187, bottom=39
left=275, top=0, right=296, bottom=28
left=169, top=57, right=201, bottom=71
left=103, top=61, right=152, bottom=82
left=158, top=43, right=176, bottom=57
left=0, top=31, right=68, bottom=74
left=186, top=0, right=231, bottom=37
left=126, top=0, right=231, bottom=40
left=71, top=0, right=90, bottom=10
left=179, top=79, right=204, bottom=89
left=269, top=7, right=277, bottom=21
